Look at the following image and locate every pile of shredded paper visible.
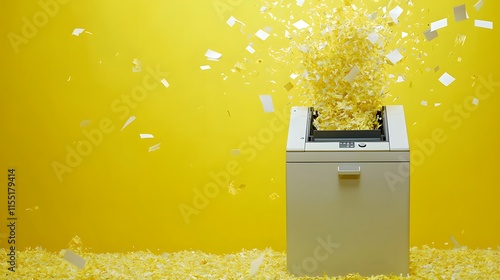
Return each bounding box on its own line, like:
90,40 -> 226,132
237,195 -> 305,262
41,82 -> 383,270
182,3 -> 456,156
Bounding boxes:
1,245 -> 499,279
290,4 -> 391,130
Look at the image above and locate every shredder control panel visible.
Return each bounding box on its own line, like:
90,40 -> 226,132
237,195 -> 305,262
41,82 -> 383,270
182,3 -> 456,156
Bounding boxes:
339,141 -> 355,148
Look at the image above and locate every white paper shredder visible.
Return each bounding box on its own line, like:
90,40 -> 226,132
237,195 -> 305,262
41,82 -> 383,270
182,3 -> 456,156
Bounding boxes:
286,105 -> 410,277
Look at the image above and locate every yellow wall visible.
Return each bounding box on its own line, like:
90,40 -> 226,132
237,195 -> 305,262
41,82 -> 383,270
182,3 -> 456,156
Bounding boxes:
0,0 -> 499,254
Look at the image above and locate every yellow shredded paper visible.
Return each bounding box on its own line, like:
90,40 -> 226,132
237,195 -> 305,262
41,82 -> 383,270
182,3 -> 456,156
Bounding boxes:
1,246 -> 499,279
281,3 -> 393,130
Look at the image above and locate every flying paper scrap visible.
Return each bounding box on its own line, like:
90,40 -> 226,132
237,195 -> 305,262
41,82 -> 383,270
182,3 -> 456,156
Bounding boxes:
63,250 -> 86,269
386,49 -> 404,65
259,95 -> 274,112
474,20 -> 493,29
149,143 -> 161,152
474,0 -> 484,11
140,134 -> 154,139
200,65 -> 211,70
246,45 -> 255,54
255,29 -> 270,40
439,72 -> 455,86
296,0 -> 305,6
389,6 -> 404,23
161,78 -> 170,88
205,49 -> 222,61
421,100 -> 428,106
293,19 -> 310,30
72,28 -> 85,36
472,98 -> 479,105
424,29 -> 438,41
121,116 -> 136,131
430,18 -> 448,32
453,5 -> 467,22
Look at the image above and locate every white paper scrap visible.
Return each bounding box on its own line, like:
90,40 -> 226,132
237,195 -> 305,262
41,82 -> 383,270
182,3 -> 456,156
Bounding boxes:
64,250 -> 86,269
434,103 -> 441,107
200,65 -> 211,70
402,31 -> 408,38
421,100 -> 428,106
344,65 -> 360,84
296,0 -> 305,6
161,78 -> 169,88
475,20 -> 493,29
260,6 -> 268,12
396,75 -> 405,83
430,18 -> 448,32
453,5 -> 467,22
205,49 -> 222,60
249,253 -> 265,277
148,143 -> 161,152
80,120 -> 91,127
255,29 -> 270,40
226,16 -> 237,27
290,73 -> 300,80
246,45 -> 255,54
389,6 -> 404,23
472,98 -> 479,105
474,0 -> 484,11
386,49 -> 404,65
72,28 -> 85,36
121,116 -> 136,131
439,72 -> 455,86
140,134 -> 154,139
423,29 -> 438,41
259,95 -> 274,112
293,19 -> 309,30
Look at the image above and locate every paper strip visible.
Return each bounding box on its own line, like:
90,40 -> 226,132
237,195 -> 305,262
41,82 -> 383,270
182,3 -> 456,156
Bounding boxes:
121,116 -> 136,131
453,5 -> 467,22
430,18 -> 448,32
161,78 -> 170,88
344,65 -> 360,83
439,72 -> 455,86
140,134 -> 154,139
63,250 -> 86,269
259,95 -> 274,112
474,20 -> 493,29
148,143 -> 161,152
200,65 -> 211,70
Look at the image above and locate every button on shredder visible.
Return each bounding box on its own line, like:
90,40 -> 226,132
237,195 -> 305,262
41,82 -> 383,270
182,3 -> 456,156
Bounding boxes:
358,143 -> 367,148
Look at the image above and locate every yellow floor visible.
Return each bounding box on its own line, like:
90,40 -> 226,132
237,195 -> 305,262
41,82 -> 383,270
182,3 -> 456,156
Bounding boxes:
1,246 -> 499,279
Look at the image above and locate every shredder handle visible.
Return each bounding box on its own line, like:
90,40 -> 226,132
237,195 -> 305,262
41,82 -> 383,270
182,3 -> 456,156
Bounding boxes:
338,166 -> 361,176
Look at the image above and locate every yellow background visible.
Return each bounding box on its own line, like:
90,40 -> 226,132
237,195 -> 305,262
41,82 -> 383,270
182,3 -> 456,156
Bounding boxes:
0,0 -> 499,254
